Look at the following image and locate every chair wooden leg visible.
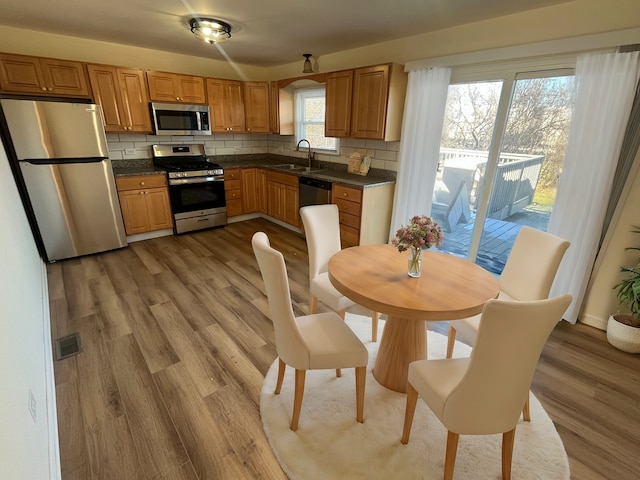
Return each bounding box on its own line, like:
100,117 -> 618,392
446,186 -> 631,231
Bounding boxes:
355,366 -> 366,423
275,358 -> 286,395
337,309 -> 346,319
444,431 -> 460,480
371,311 -> 379,342
446,324 -> 457,359
522,395 -> 531,422
336,369 -> 342,377
401,383 -> 419,444
309,294 -> 318,314
502,428 -> 516,480
291,369 -> 306,431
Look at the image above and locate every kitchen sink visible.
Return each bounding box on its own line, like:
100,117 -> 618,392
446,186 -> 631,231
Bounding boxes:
271,163 -> 306,171
271,164 -> 323,173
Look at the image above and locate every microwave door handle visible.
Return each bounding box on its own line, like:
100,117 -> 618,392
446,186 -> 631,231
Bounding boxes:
196,112 -> 202,130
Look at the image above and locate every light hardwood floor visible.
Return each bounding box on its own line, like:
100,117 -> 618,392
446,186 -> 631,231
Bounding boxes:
48,218 -> 640,480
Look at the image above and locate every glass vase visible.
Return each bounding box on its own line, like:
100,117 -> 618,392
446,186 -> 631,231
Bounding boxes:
408,246 -> 423,278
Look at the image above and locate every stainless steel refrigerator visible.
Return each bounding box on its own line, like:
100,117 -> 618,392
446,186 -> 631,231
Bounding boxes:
0,99 -> 127,262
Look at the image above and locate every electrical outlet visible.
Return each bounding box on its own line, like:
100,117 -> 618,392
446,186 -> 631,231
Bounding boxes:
28,389 -> 37,422
124,148 -> 136,155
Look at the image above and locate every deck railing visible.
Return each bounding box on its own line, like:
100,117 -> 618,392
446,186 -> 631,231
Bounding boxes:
437,148 -> 545,221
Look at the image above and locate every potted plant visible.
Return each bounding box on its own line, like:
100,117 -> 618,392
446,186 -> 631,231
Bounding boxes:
608,225 -> 640,353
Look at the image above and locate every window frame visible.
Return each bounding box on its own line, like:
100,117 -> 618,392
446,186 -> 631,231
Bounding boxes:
294,86 -> 340,154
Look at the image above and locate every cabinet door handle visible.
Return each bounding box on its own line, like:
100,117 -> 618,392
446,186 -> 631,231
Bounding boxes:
140,182 -> 145,186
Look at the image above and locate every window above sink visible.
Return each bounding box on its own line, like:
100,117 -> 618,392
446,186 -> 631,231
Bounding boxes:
295,87 -> 339,155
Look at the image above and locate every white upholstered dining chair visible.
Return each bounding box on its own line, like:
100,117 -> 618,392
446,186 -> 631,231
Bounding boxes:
402,295 -> 572,480
251,232 -> 368,431
446,226 -> 569,355
446,226 -> 569,421
299,204 -> 380,342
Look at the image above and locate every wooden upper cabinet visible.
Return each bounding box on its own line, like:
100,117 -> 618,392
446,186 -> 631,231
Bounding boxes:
325,63 -> 407,141
0,53 -> 90,97
243,81 -> 270,133
325,70 -> 354,137
119,69 -> 153,132
88,64 -> 152,133
207,78 -> 246,132
269,81 -> 280,134
146,71 -> 206,104
351,65 -> 390,139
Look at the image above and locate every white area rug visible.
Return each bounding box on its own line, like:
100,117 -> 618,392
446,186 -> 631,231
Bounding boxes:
260,314 -> 570,480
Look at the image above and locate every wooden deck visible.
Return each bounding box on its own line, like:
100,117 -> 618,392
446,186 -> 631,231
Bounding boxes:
438,207 -> 551,274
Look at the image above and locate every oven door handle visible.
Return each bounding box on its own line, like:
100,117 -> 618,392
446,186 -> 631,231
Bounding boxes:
169,176 -> 224,185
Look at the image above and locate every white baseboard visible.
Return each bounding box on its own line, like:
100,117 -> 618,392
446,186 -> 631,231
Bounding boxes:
228,213 -> 303,234
579,313 -> 607,331
126,228 -> 174,243
42,262 -> 61,479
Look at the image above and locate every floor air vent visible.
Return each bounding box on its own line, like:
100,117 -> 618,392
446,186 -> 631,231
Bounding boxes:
55,333 -> 82,360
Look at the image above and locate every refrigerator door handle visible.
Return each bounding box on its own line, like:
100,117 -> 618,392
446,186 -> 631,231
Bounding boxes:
22,157 -> 108,165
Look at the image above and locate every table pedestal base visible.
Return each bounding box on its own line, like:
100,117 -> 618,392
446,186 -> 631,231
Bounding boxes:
373,316 -> 426,393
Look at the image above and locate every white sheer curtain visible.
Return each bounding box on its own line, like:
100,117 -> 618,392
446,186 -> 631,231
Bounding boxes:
389,67 -> 451,237
548,51 -> 640,323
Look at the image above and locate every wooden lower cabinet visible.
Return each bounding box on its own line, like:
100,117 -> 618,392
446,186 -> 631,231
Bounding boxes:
226,167 -> 269,217
241,168 -> 258,213
266,171 -> 299,227
257,169 -> 267,213
333,183 -> 395,247
224,168 -> 243,217
115,175 -> 173,235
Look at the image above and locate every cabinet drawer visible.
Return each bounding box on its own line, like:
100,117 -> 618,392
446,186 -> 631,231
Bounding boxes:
225,168 -> 241,181
266,171 -> 298,187
339,211 -> 360,230
116,174 -> 167,191
226,198 -> 243,217
333,184 -> 362,203
226,189 -> 242,200
340,225 -> 360,247
334,197 -> 361,216
224,179 -> 241,191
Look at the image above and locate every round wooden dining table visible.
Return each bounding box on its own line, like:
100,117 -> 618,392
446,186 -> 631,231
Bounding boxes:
328,244 -> 499,393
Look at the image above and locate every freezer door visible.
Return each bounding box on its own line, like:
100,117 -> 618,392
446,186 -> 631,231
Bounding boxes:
19,159 -> 127,261
1,99 -> 108,160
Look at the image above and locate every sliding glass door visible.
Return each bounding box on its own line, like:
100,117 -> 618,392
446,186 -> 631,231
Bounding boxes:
433,71 -> 575,274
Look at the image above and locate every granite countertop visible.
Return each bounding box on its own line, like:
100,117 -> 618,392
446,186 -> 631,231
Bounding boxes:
111,154 -> 396,189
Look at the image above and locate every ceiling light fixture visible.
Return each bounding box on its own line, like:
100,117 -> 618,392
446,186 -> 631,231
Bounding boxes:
189,17 -> 232,45
302,54 -> 314,74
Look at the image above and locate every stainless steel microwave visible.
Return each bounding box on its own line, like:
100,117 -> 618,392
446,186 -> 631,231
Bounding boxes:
151,102 -> 211,136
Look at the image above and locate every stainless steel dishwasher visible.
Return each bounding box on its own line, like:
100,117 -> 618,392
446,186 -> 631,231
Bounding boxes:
299,176 -> 332,208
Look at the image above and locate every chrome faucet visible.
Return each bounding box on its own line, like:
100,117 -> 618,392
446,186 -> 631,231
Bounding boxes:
296,138 -> 314,170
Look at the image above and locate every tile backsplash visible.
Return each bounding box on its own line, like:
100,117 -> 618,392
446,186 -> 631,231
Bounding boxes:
106,133 -> 401,172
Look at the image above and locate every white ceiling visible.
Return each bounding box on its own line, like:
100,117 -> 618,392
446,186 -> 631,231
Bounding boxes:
0,0 -> 571,67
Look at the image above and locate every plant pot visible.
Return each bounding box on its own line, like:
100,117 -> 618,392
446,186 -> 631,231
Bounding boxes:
607,314 -> 640,353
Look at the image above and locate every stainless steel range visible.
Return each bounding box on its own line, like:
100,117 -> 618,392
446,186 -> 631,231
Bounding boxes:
152,144 -> 226,234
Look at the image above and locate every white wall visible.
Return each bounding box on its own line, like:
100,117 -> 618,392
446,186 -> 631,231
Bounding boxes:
0,143 -> 60,478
